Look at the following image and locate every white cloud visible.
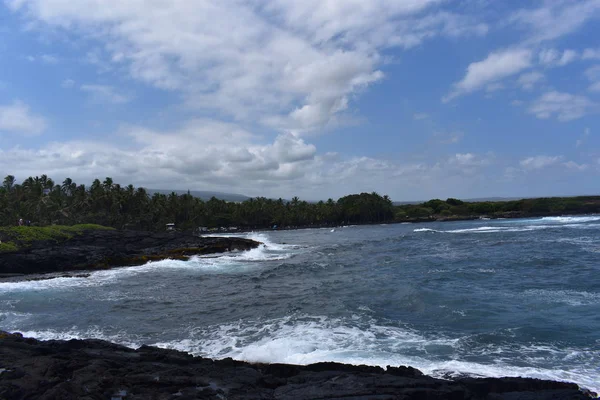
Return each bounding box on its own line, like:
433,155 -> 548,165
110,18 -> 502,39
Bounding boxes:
576,127 -> 590,148
585,65 -> 600,92
485,82 -> 504,93
590,82 -> 600,92
519,155 -> 563,170
6,0 -> 488,135
61,79 -> 75,88
563,161 -> 588,171
538,49 -> 559,65
538,49 -> 578,67
0,115 -> 497,199
432,131 -> 463,144
583,48 -> 600,60
558,49 -> 578,66
444,48 -> 532,101
518,156 -> 588,173
510,1 -> 600,44
24,54 -> 60,64
80,84 -> 132,104
40,54 -> 59,64
0,101 -> 47,135
518,71 -> 544,90
528,91 -> 596,121
448,153 -> 492,168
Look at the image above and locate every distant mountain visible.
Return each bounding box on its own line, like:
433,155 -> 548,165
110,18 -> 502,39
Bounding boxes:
393,197 -> 527,205
146,189 -> 250,202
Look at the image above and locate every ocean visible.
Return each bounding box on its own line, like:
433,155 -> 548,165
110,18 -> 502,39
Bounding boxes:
1,216 -> 599,393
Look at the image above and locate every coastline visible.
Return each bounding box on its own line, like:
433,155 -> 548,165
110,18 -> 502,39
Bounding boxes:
0,331 -> 595,400
0,229 -> 260,279
224,211 -> 598,235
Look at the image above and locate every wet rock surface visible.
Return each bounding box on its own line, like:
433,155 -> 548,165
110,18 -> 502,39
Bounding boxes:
0,230 -> 260,276
0,331 -> 594,400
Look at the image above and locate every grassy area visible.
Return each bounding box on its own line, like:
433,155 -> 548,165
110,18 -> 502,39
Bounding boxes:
0,224 -> 114,253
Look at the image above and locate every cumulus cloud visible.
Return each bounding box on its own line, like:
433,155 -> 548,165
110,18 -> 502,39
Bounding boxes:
519,155 -> 563,170
0,117 -> 497,199
563,161 -> 588,171
6,0 -> 488,134
0,101 -> 47,135
514,155 -> 588,175
528,91 -> 596,121
444,48 -> 532,101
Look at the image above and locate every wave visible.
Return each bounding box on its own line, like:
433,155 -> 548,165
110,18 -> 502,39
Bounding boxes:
149,315 -> 599,393
538,215 -> 600,224
15,327 -> 143,349
8,314 -> 599,393
522,289 -> 600,306
414,223 -> 599,234
0,233 -> 299,294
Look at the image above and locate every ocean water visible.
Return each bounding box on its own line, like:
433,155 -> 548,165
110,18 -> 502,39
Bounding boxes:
1,216 -> 599,393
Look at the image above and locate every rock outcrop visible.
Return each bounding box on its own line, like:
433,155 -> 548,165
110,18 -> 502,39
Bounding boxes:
0,230 -> 260,276
0,331 -> 594,400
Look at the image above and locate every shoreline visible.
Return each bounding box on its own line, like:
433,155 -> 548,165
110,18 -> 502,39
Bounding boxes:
217,211 -> 598,235
0,229 -> 260,279
0,331 -> 595,399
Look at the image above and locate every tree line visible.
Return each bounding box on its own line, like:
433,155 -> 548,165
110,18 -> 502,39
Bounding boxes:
2,175 -> 598,231
0,175 -> 394,230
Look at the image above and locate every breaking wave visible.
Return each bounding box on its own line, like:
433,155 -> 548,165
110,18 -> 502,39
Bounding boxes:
149,315 -> 600,393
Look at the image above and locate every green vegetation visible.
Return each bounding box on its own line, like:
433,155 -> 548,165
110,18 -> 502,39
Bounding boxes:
0,174 -> 394,231
1,174 -> 599,235
394,196 -> 600,220
0,224 -> 113,253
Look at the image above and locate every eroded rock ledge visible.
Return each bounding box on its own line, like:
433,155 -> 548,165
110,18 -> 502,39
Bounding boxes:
0,331 -> 594,400
0,230 -> 260,277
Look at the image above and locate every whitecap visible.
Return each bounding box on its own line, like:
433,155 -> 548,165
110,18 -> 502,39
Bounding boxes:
16,327 -> 143,349
522,289 -> 600,306
539,215 -> 600,224
149,315 -> 599,394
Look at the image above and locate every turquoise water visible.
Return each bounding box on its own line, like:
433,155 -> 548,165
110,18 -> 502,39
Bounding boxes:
1,216 -> 599,392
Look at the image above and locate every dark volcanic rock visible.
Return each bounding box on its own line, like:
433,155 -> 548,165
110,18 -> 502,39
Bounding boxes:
0,230 -> 260,276
0,332 -> 594,400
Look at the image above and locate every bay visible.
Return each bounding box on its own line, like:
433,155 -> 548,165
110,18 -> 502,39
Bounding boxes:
1,215 -> 599,392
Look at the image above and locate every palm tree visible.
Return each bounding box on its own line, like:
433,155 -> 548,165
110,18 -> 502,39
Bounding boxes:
2,175 -> 15,192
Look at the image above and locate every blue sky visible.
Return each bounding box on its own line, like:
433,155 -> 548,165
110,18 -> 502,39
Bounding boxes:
0,0 -> 599,201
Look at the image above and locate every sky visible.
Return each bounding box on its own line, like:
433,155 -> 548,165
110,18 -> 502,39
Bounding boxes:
0,0 -> 599,201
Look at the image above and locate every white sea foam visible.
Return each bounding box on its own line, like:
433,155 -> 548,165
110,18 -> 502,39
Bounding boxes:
523,289 -> 600,306
16,327 -> 143,348
414,223 -> 599,234
149,315 -> 599,393
539,215 -> 600,224
9,314 -> 599,393
0,233 -> 299,294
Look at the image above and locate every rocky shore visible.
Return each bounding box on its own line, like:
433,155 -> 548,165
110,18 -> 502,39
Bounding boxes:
0,331 -> 594,400
0,229 -> 260,277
